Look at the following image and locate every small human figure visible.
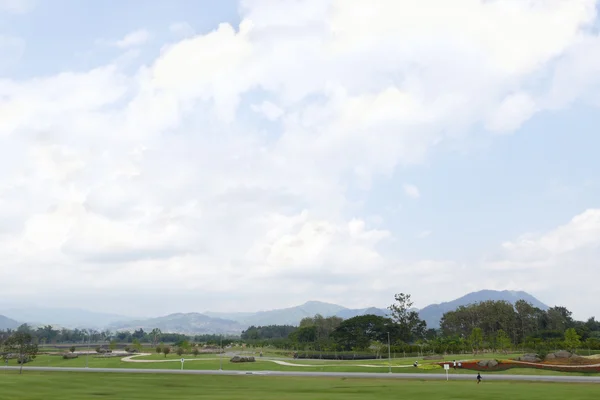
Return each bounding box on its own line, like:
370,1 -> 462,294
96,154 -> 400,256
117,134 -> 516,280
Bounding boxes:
413,361 -> 419,367
476,373 -> 482,384
458,362 -> 462,368
453,360 -> 457,370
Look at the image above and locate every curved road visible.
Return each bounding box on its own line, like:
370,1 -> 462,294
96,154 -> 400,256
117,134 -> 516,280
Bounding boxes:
5,366 -> 600,383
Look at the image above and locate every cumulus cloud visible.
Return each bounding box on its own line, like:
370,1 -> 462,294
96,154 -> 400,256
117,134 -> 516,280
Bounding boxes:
114,29 -> 151,48
169,22 -> 195,37
483,209 -> 600,319
1,0 -> 600,316
403,184 -> 421,199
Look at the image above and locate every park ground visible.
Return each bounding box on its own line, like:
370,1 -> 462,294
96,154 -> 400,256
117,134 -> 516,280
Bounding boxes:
8,350 -> 600,376
0,371 -> 599,399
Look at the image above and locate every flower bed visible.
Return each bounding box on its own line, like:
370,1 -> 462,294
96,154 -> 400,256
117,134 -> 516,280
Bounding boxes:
437,360 -> 600,373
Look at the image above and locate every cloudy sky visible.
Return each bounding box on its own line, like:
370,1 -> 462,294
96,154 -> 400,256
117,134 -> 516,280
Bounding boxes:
1,0 -> 599,320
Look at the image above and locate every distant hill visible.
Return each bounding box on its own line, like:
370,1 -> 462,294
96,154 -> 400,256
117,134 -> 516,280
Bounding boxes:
418,290 -> 549,328
335,307 -> 389,319
109,313 -> 244,335
0,290 -> 550,334
0,307 -> 134,329
208,301 -> 348,327
0,314 -> 20,330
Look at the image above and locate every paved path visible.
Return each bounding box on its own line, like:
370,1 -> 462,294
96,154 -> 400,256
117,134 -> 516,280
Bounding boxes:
4,366 -> 600,383
121,354 -> 413,368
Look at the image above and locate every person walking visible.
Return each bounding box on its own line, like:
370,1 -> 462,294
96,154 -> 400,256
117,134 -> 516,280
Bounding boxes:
476,373 -> 482,384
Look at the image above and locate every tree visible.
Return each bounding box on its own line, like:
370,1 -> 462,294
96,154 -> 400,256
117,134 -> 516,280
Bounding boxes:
156,345 -> 162,354
331,315 -> 399,351
468,328 -> 484,354
564,328 -> 581,352
176,347 -> 184,356
3,332 -> 39,374
162,346 -> 171,358
69,346 -> 76,353
388,293 -> 427,342
496,329 -> 511,353
192,348 -> 200,356
150,328 -> 162,346
132,338 -> 142,353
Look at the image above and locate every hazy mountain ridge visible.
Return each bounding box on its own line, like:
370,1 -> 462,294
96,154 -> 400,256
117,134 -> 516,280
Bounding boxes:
2,290 -> 549,334
418,290 -> 550,328
0,307 -> 134,329
109,313 -> 244,335
0,314 -> 20,330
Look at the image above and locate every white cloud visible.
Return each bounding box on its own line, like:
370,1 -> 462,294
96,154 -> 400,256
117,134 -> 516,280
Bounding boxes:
0,0 -> 34,13
251,101 -> 284,121
485,92 -> 538,133
403,184 -> 421,199
114,29 -> 150,48
417,230 -> 432,239
484,209 -> 600,319
169,22 -> 195,37
0,0 -> 599,316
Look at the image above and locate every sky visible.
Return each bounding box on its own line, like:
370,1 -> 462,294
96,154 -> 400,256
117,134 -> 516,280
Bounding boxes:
1,0 -> 600,321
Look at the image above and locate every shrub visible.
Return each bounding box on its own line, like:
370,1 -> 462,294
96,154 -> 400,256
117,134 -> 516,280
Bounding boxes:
230,356 -> 255,363
69,346 -> 76,353
176,347 -> 184,356
192,348 -> 200,356
156,346 -> 162,354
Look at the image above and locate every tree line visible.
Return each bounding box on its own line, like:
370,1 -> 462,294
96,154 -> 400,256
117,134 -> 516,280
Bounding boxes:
242,294 -> 600,356
0,324 -> 238,347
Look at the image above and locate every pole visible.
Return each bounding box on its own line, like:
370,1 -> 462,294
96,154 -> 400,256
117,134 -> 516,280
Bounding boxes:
85,333 -> 88,368
219,335 -> 223,371
387,332 -> 391,374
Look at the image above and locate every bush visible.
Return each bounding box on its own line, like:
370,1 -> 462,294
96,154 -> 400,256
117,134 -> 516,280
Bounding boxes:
230,356 -> 255,363
156,346 -> 162,354
17,356 -> 32,364
69,346 -> 76,353
192,348 -> 200,356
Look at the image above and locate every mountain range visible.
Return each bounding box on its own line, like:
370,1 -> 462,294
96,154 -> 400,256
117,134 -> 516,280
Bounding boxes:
0,314 -> 20,330
2,290 -> 550,334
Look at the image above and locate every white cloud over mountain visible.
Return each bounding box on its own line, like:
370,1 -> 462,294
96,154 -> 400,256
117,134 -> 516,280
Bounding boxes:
0,0 -> 599,318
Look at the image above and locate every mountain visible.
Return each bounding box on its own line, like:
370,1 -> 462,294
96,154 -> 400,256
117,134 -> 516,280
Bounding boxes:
0,314 -> 20,330
216,301 -> 348,327
109,313 -> 243,335
418,290 -> 549,328
0,307 -> 134,329
335,307 -> 389,319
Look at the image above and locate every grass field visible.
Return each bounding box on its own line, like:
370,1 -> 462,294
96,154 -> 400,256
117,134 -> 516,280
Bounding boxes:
5,352 -> 598,376
0,372 -> 598,399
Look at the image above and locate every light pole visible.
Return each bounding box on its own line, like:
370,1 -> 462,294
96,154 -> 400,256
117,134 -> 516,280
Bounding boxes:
387,332 -> 392,374
219,335 -> 222,371
85,332 -> 89,368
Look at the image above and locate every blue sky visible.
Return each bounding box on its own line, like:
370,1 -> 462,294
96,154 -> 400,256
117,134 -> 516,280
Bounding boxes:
1,0 -> 600,320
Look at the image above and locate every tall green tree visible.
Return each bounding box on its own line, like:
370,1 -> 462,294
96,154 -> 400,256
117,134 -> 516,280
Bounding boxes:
468,328 -> 484,354
331,315 -> 398,351
496,329 -> 511,353
388,293 -> 426,342
2,332 -> 39,374
564,328 -> 581,352
150,328 -> 162,346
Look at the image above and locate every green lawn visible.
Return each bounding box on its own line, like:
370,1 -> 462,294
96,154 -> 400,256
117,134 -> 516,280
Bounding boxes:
0,372 -> 598,399
6,355 -> 597,377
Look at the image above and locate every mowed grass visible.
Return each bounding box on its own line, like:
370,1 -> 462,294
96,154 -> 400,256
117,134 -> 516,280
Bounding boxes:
0,372 -> 598,399
9,352 -> 599,376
